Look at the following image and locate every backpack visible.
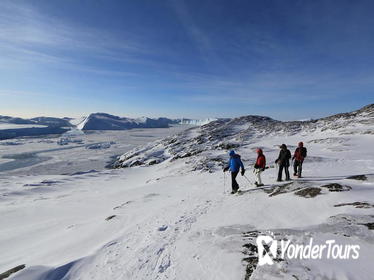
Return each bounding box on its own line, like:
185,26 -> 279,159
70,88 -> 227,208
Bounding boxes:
301,147 -> 307,158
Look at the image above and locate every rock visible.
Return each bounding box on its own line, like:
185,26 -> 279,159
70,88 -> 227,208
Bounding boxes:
147,159 -> 159,166
0,264 -> 25,279
294,187 -> 322,198
346,175 -> 367,181
334,202 -> 374,208
129,160 -> 144,167
217,142 -> 240,150
158,225 -> 168,231
321,183 -> 351,192
266,182 -> 297,197
362,223 -> 374,230
105,215 -> 116,221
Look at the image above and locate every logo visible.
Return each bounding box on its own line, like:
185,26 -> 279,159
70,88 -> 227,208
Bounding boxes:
256,235 -> 277,266
256,234 -> 360,266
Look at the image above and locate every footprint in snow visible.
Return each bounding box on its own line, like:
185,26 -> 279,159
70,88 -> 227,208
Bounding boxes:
144,193 -> 160,199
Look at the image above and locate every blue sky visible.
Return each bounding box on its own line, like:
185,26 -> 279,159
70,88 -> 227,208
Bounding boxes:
0,0 -> 373,120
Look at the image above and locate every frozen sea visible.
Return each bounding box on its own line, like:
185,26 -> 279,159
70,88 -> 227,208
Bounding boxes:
0,125 -> 188,176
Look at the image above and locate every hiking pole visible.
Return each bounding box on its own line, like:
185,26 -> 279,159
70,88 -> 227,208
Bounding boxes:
223,172 -> 226,194
243,174 -> 253,185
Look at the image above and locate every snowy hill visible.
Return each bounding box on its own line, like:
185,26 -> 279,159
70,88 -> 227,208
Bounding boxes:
113,104 -> 374,169
79,113 -> 178,130
1,104 -> 374,280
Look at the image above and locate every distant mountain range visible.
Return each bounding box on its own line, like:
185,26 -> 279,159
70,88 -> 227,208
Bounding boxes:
76,113 -> 179,130
0,115 -> 73,127
0,113 -> 215,140
3,104 -> 373,142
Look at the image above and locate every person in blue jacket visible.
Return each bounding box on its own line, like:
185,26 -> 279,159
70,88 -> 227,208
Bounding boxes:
223,150 -> 245,194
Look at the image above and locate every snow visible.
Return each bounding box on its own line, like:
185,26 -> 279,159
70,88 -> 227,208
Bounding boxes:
0,124 -> 47,129
70,117 -> 88,130
79,113 -> 178,130
0,105 -> 374,279
179,118 -> 218,126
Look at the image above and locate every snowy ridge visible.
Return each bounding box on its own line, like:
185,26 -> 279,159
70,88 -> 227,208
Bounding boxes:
114,104 -> 374,170
0,115 -> 73,128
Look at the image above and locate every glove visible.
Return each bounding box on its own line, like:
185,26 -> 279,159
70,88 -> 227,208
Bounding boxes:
241,169 -> 245,176
275,159 -> 279,164
223,167 -> 229,172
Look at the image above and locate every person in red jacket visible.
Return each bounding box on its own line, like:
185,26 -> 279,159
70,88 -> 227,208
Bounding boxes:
293,142 -> 307,178
254,148 -> 266,187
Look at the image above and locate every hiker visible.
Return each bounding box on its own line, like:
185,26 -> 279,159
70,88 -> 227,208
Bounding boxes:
254,148 -> 266,187
275,144 -> 291,182
223,150 -> 245,194
292,142 -> 307,178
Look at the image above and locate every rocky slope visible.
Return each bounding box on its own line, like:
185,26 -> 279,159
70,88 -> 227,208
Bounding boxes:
113,104 -> 374,171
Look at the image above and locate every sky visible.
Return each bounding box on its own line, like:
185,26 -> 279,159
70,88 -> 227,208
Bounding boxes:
0,0 -> 373,120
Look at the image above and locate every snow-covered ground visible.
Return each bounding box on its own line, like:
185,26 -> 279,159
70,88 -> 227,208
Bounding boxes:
1,106 -> 374,279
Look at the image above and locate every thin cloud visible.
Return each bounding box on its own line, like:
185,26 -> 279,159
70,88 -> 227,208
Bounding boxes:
0,1 -> 149,76
168,0 -> 228,71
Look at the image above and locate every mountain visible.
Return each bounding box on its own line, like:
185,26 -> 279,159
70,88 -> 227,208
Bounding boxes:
0,113 -> 183,139
114,104 -> 374,169
0,115 -> 73,140
0,113 -> 217,135
0,115 -> 34,125
0,115 -> 73,128
79,113 -> 178,130
29,117 -> 73,128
